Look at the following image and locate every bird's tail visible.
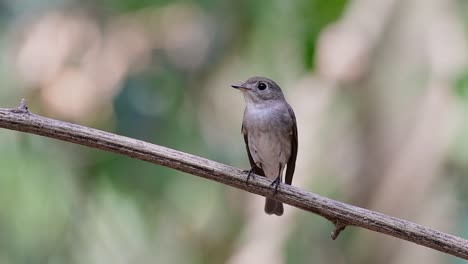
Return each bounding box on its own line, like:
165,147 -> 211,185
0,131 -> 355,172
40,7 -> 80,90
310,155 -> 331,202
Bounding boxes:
264,198 -> 283,216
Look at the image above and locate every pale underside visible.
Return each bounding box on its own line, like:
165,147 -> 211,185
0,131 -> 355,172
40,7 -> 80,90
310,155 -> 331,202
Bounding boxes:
242,100 -> 294,180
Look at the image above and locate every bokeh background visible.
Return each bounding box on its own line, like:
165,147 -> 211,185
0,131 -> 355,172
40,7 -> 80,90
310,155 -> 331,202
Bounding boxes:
0,0 -> 467,263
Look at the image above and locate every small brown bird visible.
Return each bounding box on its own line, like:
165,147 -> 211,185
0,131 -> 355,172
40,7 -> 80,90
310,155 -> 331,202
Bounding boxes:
231,77 -> 298,216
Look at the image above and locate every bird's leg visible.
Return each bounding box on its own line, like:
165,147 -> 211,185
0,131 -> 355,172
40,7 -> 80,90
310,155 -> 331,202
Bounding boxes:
243,168 -> 255,183
244,162 -> 262,184
270,165 -> 282,193
270,176 -> 281,193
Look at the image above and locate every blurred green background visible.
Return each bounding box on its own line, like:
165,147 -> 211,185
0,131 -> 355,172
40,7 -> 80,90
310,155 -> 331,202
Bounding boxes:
0,0 -> 467,263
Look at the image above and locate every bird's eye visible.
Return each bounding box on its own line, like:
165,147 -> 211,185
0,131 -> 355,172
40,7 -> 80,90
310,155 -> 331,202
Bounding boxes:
257,82 -> 267,90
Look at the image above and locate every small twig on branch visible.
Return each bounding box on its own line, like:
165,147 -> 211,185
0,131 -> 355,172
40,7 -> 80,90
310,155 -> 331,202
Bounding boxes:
0,100 -> 467,260
11,99 -> 29,113
331,220 -> 347,240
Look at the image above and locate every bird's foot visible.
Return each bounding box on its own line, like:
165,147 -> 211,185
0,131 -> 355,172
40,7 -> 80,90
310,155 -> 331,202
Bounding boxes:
270,176 -> 281,193
243,168 -> 255,184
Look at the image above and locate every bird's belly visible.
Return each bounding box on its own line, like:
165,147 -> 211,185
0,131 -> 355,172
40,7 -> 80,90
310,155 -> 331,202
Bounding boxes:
248,130 -> 291,178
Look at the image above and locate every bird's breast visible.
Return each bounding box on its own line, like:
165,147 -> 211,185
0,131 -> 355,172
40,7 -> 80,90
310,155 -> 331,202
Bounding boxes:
243,103 -> 293,132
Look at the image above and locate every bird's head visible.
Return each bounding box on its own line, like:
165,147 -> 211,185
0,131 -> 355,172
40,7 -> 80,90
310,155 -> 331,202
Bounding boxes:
231,76 -> 285,104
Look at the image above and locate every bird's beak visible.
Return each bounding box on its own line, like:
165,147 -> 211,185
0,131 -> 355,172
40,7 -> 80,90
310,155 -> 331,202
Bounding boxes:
231,84 -> 250,91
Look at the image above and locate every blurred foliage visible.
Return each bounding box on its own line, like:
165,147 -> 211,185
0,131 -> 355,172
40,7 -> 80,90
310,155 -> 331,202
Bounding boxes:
299,0 -> 347,69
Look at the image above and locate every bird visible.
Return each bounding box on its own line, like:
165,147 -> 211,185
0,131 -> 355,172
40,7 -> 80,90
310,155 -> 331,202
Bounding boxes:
231,76 -> 298,216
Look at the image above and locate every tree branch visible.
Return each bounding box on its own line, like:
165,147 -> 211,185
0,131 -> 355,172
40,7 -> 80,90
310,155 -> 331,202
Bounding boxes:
0,100 -> 467,260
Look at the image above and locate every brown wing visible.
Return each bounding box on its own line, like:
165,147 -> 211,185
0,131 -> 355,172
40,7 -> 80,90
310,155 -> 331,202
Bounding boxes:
285,104 -> 298,185
242,123 -> 265,177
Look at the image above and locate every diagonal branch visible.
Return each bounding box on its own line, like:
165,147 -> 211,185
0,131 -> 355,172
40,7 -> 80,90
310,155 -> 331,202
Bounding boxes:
0,100 -> 467,260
